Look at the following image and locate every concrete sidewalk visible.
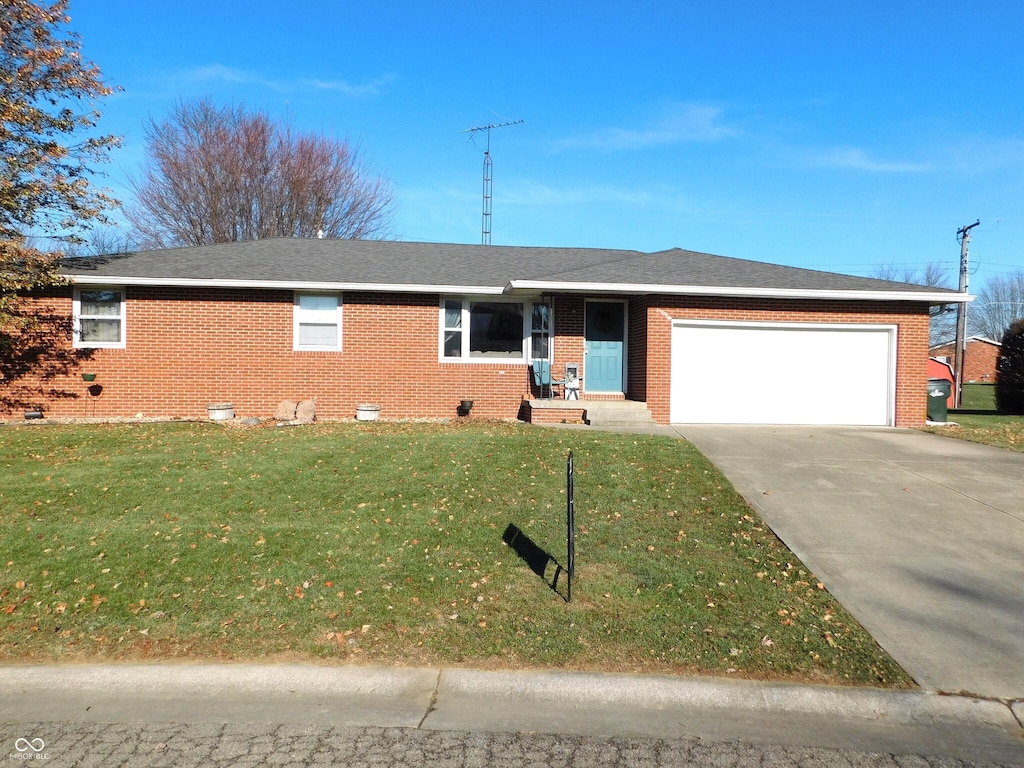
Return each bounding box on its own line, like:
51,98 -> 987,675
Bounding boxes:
674,426 -> 1024,701
2,664 -> 1023,763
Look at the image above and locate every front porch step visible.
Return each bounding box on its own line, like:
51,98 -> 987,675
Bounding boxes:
523,398 -> 655,427
582,400 -> 655,427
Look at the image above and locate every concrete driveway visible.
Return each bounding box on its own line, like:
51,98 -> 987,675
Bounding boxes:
672,426 -> 1024,701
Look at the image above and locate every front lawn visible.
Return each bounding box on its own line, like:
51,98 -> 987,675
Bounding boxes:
924,413 -> 1024,452
0,421 -> 910,687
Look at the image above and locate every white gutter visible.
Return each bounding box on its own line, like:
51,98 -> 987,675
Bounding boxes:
504,279 -> 972,303
64,274 -> 506,295
64,273 -> 971,304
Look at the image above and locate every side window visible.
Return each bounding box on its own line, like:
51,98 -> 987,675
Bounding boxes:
442,300 -> 463,358
294,293 -> 342,350
74,287 -> 125,349
531,302 -> 551,360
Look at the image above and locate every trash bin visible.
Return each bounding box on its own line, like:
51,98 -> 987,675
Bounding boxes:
927,378 -> 952,422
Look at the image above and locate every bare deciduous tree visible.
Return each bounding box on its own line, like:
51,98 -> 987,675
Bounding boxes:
871,262 -> 956,346
127,98 -> 395,247
971,270 -> 1024,342
59,226 -> 138,258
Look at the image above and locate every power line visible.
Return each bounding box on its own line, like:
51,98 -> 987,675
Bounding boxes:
953,220 -> 980,408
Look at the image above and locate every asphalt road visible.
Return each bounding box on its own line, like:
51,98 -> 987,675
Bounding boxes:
3,720 -> 1022,768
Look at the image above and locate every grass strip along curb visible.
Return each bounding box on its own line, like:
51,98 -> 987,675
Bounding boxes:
0,421 -> 911,687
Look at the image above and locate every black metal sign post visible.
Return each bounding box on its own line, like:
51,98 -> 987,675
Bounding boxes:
566,450 -> 575,603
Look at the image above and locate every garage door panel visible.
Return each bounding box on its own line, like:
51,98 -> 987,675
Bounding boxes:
670,322 -> 893,425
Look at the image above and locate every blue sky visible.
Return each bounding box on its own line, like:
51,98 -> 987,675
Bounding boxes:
69,1 -> 1024,290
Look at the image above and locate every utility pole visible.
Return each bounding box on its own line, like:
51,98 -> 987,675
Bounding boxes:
462,119 -> 524,245
953,220 -> 980,408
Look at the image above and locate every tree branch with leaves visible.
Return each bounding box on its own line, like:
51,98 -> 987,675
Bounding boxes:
1,0 -> 121,409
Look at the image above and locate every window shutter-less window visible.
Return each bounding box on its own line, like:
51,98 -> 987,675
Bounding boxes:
295,294 -> 341,350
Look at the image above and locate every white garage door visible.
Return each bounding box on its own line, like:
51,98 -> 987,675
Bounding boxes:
670,321 -> 895,425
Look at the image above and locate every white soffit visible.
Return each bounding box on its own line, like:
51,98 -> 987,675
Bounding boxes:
505,279 -> 971,303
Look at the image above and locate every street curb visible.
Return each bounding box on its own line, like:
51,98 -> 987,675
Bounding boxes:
438,667 -> 1016,728
2,663 -> 1021,761
0,663 -> 1016,728
0,663 -> 437,698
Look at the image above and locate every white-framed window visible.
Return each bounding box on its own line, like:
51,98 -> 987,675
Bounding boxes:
73,287 -> 125,349
440,298 -> 528,361
530,302 -> 551,360
293,293 -> 342,351
441,298 -> 551,362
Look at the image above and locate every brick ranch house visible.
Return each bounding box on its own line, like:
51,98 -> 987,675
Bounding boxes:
7,238 -> 968,426
929,336 -> 1001,384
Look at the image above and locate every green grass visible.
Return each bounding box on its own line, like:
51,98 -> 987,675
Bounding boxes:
924,413 -> 1024,452
957,383 -> 997,411
0,421 -> 911,687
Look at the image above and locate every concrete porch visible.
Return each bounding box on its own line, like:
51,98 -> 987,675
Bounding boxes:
521,398 -> 655,427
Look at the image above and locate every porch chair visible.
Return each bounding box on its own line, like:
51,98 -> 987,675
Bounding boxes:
531,359 -> 567,400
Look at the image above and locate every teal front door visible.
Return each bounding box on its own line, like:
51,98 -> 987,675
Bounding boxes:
585,301 -> 625,393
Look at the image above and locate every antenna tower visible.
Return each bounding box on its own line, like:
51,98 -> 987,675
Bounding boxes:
462,119 -> 524,245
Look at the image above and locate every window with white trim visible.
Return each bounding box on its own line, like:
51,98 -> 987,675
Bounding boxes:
530,302 -> 551,360
441,298 -> 532,361
73,287 -> 125,348
294,293 -> 342,350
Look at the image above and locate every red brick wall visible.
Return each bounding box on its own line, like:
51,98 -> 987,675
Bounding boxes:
4,288 -> 534,421
639,297 -> 930,427
930,340 -> 1000,383
550,294 -> 585,395
4,288 -> 931,427
627,298 -> 649,402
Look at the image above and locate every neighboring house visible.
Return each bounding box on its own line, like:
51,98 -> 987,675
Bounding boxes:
6,238 -> 967,426
929,336 -> 1002,384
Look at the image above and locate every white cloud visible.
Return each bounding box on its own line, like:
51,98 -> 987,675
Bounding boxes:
299,75 -> 396,97
177,64 -> 393,98
554,102 -> 738,152
499,179 -> 658,207
800,146 -> 931,173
